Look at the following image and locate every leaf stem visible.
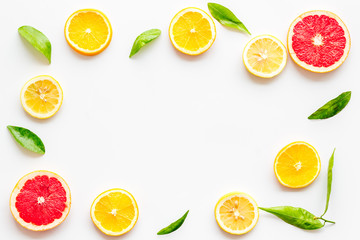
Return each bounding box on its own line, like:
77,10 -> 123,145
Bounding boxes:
319,217 -> 335,224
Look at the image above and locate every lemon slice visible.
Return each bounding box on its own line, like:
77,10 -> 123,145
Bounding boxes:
90,188 -> 139,236
215,192 -> 259,235
169,7 -> 216,55
20,75 -> 63,119
243,34 -> 287,78
65,9 -> 112,55
274,141 -> 321,188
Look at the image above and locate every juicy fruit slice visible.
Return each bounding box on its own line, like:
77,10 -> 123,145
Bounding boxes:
274,141 -> 321,188
243,35 -> 287,78
20,75 -> 63,119
10,170 -> 71,231
215,192 -> 259,235
169,7 -> 216,55
288,10 -> 350,73
90,188 -> 139,236
65,9 -> 112,55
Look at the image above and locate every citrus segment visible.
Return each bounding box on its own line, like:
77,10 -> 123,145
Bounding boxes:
243,35 -> 287,78
215,192 -> 259,235
65,9 -> 112,55
274,141 -> 321,188
288,10 -> 350,73
20,75 -> 63,119
169,7 -> 216,55
10,170 -> 71,231
90,188 -> 138,236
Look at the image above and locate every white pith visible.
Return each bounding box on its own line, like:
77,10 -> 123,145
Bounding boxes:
243,35 -> 287,78
287,10 -> 351,73
10,170 -> 71,231
169,7 -> 216,55
90,189 -> 138,236
20,75 -> 63,119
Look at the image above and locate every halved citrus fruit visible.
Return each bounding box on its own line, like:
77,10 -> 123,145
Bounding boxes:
288,10 -> 350,73
215,192 -> 259,235
169,7 -> 216,55
90,188 -> 139,236
243,35 -> 287,78
274,141 -> 321,188
10,170 -> 71,231
20,75 -> 63,119
65,9 -> 112,55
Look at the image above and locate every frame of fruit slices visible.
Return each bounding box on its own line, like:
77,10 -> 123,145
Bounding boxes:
3,0 -> 353,239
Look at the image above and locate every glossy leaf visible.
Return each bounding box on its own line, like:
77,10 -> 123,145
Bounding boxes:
321,149 -> 335,217
7,126 -> 45,154
129,29 -> 161,57
157,210 -> 189,235
207,3 -> 251,35
18,25 -> 51,63
259,206 -> 323,230
308,91 -> 351,119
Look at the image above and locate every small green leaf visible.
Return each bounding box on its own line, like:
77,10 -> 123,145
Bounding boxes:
18,25 -> 51,63
308,91 -> 351,119
321,149 -> 335,218
259,206 -> 324,230
157,210 -> 189,235
129,29 -> 161,57
7,126 -> 45,154
207,3 -> 250,35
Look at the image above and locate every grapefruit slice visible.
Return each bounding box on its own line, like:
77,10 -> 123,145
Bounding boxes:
288,10 -> 350,73
10,170 -> 71,231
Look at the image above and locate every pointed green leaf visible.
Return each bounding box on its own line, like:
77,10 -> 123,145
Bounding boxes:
18,25 -> 51,63
129,29 -> 161,57
208,3 -> 250,35
157,210 -> 189,235
308,91 -> 351,119
7,126 -> 45,154
321,149 -> 335,217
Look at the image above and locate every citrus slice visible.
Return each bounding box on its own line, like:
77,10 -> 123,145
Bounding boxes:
90,188 -> 139,236
20,75 -> 63,119
10,170 -> 71,231
274,141 -> 321,188
169,7 -> 216,55
288,10 -> 351,73
215,192 -> 259,235
65,9 -> 112,55
243,34 -> 287,78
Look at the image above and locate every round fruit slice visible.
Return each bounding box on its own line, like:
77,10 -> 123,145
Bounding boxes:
90,188 -> 139,236
10,170 -> 71,231
65,9 -> 112,55
215,192 -> 259,235
243,35 -> 287,78
169,7 -> 216,55
288,10 -> 350,73
274,141 -> 321,188
20,75 -> 63,119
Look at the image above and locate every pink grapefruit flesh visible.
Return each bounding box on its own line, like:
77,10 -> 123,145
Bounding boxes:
10,171 -> 71,231
288,10 -> 350,73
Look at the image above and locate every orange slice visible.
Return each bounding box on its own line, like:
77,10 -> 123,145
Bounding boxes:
169,7 -> 216,55
10,170 -> 71,231
20,75 -> 63,119
215,192 -> 259,235
90,188 -> 139,236
274,141 -> 321,188
65,9 -> 112,55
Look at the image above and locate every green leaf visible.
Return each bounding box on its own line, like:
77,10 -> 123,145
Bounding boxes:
259,206 -> 324,230
207,3 -> 250,35
308,91 -> 351,119
157,210 -> 189,235
7,126 -> 45,154
321,149 -> 335,218
129,29 -> 161,57
18,25 -> 51,63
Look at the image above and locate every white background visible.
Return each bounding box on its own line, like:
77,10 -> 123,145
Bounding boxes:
0,0 -> 358,239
